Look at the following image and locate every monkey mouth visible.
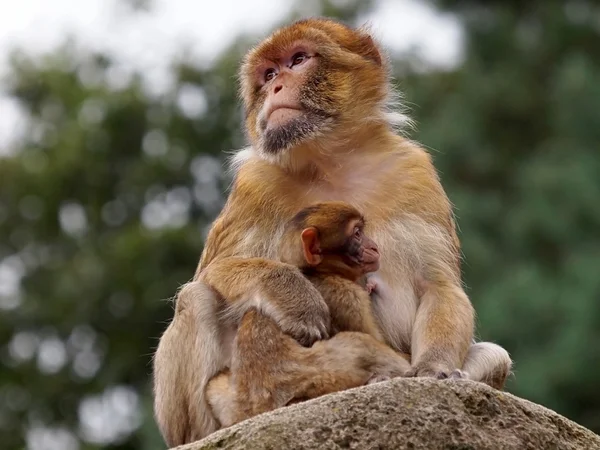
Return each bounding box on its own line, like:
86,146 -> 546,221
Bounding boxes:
266,108 -> 304,130
360,249 -> 380,273
259,104 -> 302,131
363,260 -> 380,273
267,105 -> 302,119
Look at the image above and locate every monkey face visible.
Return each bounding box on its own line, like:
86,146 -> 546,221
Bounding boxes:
294,202 -> 380,282
342,224 -> 380,276
247,45 -> 335,155
239,19 -> 388,160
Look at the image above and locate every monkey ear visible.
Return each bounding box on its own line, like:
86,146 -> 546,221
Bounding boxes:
356,34 -> 382,66
301,227 -> 322,266
350,26 -> 382,66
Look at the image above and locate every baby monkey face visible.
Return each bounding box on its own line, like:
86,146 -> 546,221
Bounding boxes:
340,219 -> 380,275
292,201 -> 380,281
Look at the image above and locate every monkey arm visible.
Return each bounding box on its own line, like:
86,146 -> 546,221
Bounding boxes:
201,257 -> 331,346
408,280 -> 475,377
387,147 -> 475,377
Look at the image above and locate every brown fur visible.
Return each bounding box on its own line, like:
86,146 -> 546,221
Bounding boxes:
206,201 -> 405,427
153,18 -> 512,446
287,201 -> 385,339
208,311 -> 411,427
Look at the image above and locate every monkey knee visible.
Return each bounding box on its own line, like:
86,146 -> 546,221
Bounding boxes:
478,342 -> 512,374
175,281 -> 218,314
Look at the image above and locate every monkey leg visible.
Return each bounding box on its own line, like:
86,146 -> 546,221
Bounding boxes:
206,370 -> 238,428
408,282 -> 475,379
230,309 -> 327,422
153,281 -> 225,446
224,311 -> 411,425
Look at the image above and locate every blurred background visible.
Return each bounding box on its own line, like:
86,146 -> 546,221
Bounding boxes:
1,0 -> 599,448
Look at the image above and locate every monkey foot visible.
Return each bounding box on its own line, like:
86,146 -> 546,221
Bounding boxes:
367,375 -> 391,385
447,369 -> 469,380
405,365 -> 469,381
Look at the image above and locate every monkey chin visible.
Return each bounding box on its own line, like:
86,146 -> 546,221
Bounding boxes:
261,111 -> 331,158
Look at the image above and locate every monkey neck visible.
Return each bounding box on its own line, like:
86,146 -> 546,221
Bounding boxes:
285,123 -> 402,180
302,266 -> 360,283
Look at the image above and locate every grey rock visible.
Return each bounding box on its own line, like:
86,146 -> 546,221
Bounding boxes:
174,378 -> 600,450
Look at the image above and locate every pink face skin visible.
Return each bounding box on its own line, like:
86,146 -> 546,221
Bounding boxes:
254,45 -> 319,131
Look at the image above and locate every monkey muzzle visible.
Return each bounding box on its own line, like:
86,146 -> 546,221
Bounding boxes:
346,238 -> 380,274
361,246 -> 380,273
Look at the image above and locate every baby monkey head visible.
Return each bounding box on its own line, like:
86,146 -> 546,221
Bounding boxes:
280,201 -> 380,281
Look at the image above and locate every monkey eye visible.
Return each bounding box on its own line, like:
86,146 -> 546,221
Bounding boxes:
354,227 -> 362,239
264,68 -> 277,82
291,52 -> 308,67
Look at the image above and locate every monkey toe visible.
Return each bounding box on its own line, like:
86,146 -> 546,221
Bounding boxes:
367,375 -> 390,385
405,364 -> 455,380
448,369 -> 469,380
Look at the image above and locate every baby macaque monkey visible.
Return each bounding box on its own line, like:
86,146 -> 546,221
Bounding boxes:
207,202 -> 411,427
280,201 -> 385,341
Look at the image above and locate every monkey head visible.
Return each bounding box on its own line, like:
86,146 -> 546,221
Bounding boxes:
280,201 -> 380,281
239,18 -> 389,162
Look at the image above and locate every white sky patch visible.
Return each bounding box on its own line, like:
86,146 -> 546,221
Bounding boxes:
362,0 -> 464,71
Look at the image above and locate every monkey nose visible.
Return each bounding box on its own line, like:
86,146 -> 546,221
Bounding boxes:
273,84 -> 283,94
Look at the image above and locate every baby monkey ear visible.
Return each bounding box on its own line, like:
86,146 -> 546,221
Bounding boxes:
300,227 -> 323,266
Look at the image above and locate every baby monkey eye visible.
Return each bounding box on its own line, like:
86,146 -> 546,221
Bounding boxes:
354,227 -> 362,239
264,68 -> 277,82
291,52 -> 308,67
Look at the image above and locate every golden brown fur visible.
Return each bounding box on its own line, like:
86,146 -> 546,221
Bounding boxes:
153,18 -> 512,446
206,201 -> 408,427
285,201 -> 385,340
208,311 -> 411,427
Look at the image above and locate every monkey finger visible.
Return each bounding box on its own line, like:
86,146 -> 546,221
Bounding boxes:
292,322 -> 330,347
365,280 -> 378,295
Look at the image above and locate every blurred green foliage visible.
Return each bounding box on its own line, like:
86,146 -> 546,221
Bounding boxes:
0,0 -> 599,448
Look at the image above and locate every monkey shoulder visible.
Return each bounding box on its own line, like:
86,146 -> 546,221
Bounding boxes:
370,140 -> 455,229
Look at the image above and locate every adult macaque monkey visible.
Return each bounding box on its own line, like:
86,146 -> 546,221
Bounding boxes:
153,18 -> 512,446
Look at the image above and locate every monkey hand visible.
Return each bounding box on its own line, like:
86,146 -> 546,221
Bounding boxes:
365,278 -> 378,295
404,362 -> 458,380
280,312 -> 330,347
270,290 -> 331,346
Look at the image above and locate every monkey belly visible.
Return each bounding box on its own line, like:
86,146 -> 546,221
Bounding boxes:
368,273 -> 416,352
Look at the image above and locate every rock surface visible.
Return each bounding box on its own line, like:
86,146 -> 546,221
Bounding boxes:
175,378 -> 600,450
